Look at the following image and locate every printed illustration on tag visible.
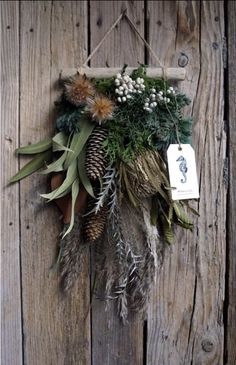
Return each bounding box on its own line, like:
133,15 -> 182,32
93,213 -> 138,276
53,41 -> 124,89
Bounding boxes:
167,144 -> 199,200
176,155 -> 188,183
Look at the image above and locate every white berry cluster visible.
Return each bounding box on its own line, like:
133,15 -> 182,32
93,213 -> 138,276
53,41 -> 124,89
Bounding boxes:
114,73 -> 145,103
143,86 -> 176,113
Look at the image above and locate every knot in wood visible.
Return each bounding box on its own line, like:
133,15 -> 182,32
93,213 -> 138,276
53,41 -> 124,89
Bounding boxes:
201,339 -> 214,352
178,53 -> 189,67
212,42 -> 219,50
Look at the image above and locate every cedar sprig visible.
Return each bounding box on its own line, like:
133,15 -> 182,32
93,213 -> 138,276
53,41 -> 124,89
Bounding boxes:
103,75 -> 192,163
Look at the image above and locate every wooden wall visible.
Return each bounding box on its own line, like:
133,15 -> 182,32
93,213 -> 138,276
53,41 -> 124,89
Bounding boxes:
1,1 -> 235,364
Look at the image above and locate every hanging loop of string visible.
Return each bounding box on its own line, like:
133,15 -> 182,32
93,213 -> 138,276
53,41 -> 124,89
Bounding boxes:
78,9 -> 181,149
79,11 -> 125,70
79,9 -> 166,72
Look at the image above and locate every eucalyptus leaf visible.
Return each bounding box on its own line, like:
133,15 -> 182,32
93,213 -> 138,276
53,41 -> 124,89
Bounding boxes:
64,118 -> 95,169
54,186 -> 72,199
9,150 -> 52,184
41,151 -> 67,175
62,179 -> 80,238
40,159 -> 77,201
78,148 -> 95,198
16,138 -> 52,155
52,132 -> 72,152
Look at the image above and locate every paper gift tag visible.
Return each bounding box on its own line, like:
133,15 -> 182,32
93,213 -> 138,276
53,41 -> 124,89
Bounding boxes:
167,144 -> 199,200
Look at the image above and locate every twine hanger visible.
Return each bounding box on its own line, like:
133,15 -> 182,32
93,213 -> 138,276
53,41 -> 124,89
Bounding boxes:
78,9 -> 181,149
78,9 -> 167,78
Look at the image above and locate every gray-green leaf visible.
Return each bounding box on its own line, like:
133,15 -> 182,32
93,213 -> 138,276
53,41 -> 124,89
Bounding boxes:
78,148 -> 95,197
16,138 -> 52,155
52,132 -> 72,152
40,159 -> 77,201
62,179 -> 80,238
64,118 -> 95,169
41,150 -> 67,175
173,202 -> 193,227
9,150 -> 52,183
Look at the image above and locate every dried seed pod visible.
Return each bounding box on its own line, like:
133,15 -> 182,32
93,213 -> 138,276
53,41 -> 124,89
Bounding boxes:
86,95 -> 114,124
64,73 -> 95,106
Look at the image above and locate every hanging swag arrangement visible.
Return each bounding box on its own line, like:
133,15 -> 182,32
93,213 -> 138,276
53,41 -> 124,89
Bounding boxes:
10,66 -> 197,320
9,11 -> 199,322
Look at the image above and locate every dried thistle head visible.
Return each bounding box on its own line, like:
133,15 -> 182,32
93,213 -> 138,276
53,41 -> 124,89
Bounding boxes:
86,95 -> 114,124
64,73 -> 95,106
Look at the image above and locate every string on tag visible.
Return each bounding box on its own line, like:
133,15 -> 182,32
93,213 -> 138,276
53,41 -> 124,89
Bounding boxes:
165,101 -> 182,151
161,68 -> 182,150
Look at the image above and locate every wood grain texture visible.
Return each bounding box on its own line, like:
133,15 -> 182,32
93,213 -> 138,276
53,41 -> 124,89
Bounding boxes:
1,1 -> 233,364
226,1 -> 236,363
0,2 -> 23,365
147,1 -> 226,364
90,2 -> 144,364
89,0 -> 144,67
20,2 -> 90,364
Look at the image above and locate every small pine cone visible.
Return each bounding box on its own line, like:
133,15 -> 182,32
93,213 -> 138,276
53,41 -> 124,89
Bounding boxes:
83,200 -> 108,242
86,126 -> 108,181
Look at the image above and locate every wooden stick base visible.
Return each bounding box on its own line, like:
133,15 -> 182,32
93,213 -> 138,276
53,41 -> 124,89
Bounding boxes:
60,67 -> 186,81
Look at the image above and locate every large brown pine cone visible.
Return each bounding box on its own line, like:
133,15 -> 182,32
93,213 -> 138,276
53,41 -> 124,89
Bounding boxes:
85,126 -> 108,181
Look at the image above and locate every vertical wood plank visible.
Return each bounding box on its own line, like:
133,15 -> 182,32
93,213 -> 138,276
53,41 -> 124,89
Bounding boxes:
90,2 -> 144,364
50,2 -> 91,364
0,2 -> 23,364
226,0 -> 236,363
89,0 -> 144,67
147,1 -> 226,364
20,2 -> 90,364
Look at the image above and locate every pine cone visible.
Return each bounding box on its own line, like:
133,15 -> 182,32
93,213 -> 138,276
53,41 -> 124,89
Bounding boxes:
83,198 -> 107,242
85,126 -> 108,181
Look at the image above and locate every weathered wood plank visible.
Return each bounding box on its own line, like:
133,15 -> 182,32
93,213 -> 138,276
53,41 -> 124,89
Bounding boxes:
2,2 -> 229,364
227,0 -> 236,363
90,2 -> 144,364
147,1 -> 226,364
50,2 -> 91,364
20,2 -> 90,364
89,0 -> 144,67
0,2 -> 23,364
147,3 -> 200,362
